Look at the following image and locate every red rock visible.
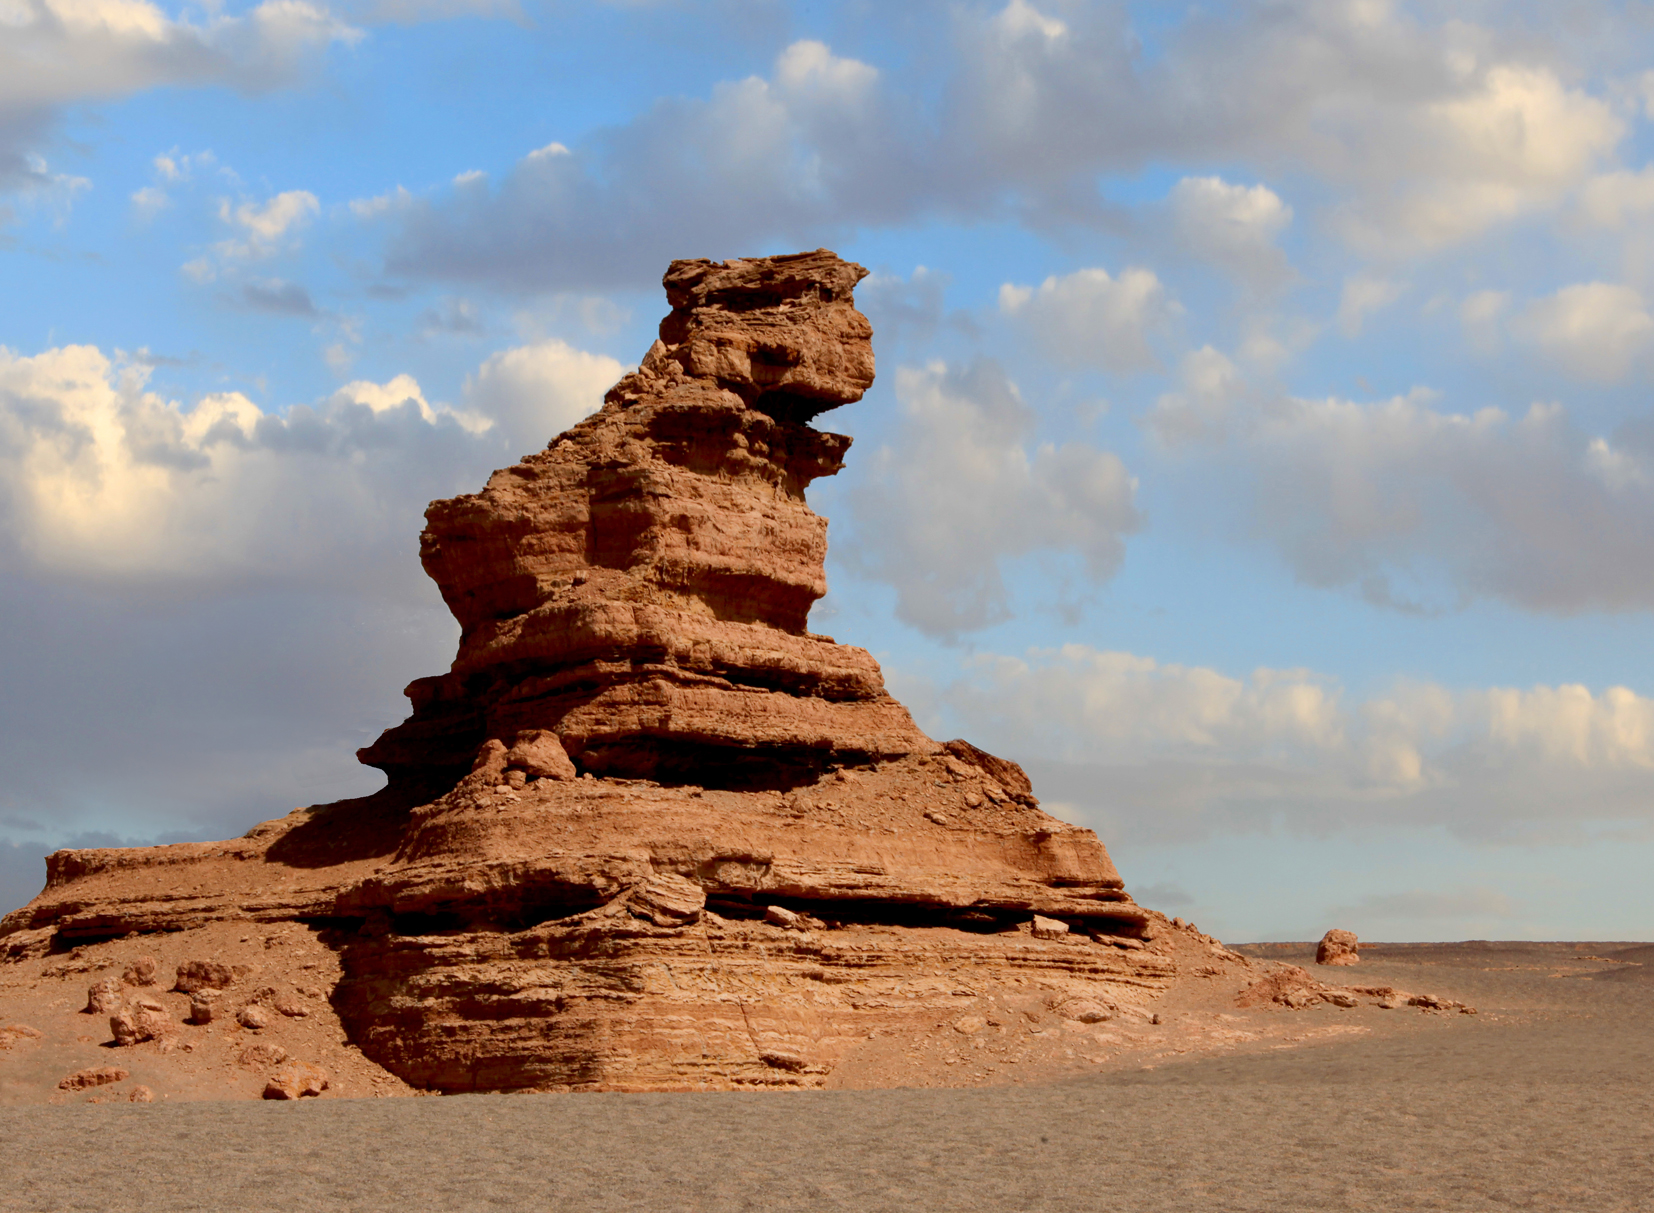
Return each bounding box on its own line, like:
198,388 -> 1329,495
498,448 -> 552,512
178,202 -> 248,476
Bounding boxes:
237,1005 -> 270,1031
128,1086 -> 155,1103
122,956 -> 159,986
0,250 -> 1163,1094
84,976 -> 123,1015
1316,929 -> 1360,966
173,960 -> 236,994
263,1063 -> 329,1099
57,1066 -> 128,1090
188,991 -> 219,1024
239,1043 -> 288,1069
110,1001 -> 172,1047
0,1023 -> 42,1049
1031,915 -> 1070,940
763,905 -> 804,930
506,730 -> 577,781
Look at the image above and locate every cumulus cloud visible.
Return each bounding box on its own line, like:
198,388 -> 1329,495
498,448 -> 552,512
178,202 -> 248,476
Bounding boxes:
0,343 -> 516,588
846,360 -> 1139,635
384,38 -> 912,289
1337,275 -> 1405,337
350,6 -> 1634,293
998,266 -> 1177,372
460,338 -> 624,455
918,642 -> 1654,847
0,332 -> 632,907
1150,368 -> 1654,614
1142,346 -> 1246,448
184,188 -> 320,281
0,0 -> 357,193
1515,282 -> 1654,383
1168,176 -> 1294,289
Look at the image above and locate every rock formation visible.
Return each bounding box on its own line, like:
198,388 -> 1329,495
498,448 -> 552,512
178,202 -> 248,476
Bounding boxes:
1316,928 -> 1361,966
0,250 -> 1169,1094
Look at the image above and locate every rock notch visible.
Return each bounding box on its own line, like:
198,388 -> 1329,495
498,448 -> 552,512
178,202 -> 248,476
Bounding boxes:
1,250 -> 1163,1093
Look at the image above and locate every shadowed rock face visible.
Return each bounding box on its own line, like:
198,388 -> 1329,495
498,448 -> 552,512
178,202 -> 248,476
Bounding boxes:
0,251 -> 1157,1095
358,249 -> 919,792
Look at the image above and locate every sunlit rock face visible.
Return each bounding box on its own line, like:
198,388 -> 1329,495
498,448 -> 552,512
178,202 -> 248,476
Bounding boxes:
358,249 -> 924,791
1,251 -> 1158,1097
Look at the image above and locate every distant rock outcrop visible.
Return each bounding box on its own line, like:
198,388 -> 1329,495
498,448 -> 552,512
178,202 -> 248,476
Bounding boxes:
1316,929 -> 1361,966
0,250 -> 1163,1093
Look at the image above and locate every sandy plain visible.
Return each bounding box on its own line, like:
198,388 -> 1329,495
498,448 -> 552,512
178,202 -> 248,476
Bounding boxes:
2,939 -> 1650,1211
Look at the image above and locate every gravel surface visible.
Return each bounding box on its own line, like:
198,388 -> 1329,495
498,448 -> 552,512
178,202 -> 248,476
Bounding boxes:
4,943 -> 1650,1212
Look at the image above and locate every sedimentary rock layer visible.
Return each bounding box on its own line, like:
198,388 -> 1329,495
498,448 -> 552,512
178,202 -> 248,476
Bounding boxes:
0,250 -> 1157,1094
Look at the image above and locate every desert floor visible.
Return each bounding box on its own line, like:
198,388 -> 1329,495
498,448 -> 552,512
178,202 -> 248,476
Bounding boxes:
2,940 -> 1651,1211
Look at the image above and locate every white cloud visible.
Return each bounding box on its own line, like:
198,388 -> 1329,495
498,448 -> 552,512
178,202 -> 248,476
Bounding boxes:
1169,176 -> 1294,288
0,0 -> 356,191
1143,346 -> 1243,448
222,189 -> 319,243
0,343 -> 513,588
1516,282 -> 1654,383
1578,166 -> 1654,229
184,187 -> 320,280
998,266 -> 1177,372
348,185 -> 413,219
1338,64 -> 1625,252
381,38 -> 912,288
846,360 -> 1139,635
130,184 -> 169,218
921,642 -> 1654,846
1156,371 -> 1654,615
372,6 -> 1636,292
1337,275 -> 1404,337
1460,289 -> 1510,354
460,338 -> 624,454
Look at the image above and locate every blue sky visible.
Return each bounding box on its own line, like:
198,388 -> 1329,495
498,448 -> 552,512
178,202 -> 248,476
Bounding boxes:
6,0 -> 1654,942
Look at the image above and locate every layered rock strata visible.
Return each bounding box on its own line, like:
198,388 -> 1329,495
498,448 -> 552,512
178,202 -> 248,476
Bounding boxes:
1,250 -> 1160,1093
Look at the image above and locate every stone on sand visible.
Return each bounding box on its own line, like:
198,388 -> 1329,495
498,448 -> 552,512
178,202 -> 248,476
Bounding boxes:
1316,929 -> 1361,966
58,1066 -> 128,1091
263,1062 -> 329,1100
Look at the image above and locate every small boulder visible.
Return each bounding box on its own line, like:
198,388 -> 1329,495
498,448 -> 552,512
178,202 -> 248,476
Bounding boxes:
237,1004 -> 270,1031
1030,915 -> 1069,940
173,960 -> 236,994
85,976 -> 124,1015
58,1067 -> 129,1091
129,1086 -> 155,1103
0,1023 -> 43,1050
110,1001 -> 171,1047
188,990 -> 220,1024
273,993 -> 310,1018
263,1062 -> 329,1100
1054,998 -> 1112,1024
763,905 -> 804,930
239,1043 -> 288,1068
1316,929 -> 1361,966
122,956 -> 159,987
629,873 -> 706,927
506,729 -> 578,781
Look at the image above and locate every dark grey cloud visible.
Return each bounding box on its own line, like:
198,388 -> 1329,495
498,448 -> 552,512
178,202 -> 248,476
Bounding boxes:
240,278 -> 322,317
0,575 -> 460,916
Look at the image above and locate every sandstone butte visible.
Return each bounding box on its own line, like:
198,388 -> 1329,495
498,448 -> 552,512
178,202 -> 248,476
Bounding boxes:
1,250 -> 1268,1095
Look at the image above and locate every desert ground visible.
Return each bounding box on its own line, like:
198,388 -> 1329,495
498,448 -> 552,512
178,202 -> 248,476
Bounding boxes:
3,938 -> 1649,1211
